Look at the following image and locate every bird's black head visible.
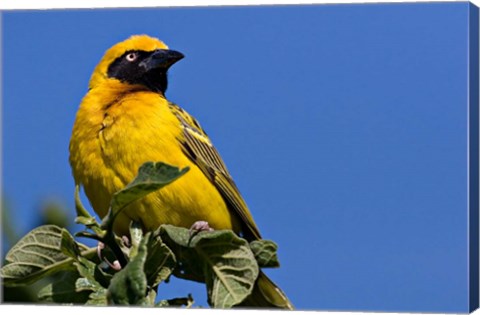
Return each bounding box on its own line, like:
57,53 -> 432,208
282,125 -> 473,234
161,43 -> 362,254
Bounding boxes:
107,49 -> 184,94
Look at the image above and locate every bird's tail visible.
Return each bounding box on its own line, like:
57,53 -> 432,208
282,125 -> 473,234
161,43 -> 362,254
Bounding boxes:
239,271 -> 294,309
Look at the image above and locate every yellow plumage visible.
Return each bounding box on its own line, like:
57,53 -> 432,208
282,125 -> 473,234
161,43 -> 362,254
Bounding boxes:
69,34 -> 292,309
70,85 -> 239,235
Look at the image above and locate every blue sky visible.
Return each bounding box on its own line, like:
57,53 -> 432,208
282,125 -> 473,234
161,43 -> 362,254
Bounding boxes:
1,2 -> 476,312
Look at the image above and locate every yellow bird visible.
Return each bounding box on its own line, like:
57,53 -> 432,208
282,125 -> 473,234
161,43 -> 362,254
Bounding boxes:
69,34 -> 293,309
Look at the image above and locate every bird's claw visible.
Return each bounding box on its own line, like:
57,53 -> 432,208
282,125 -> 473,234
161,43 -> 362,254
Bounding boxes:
189,220 -> 214,236
96,241 -> 122,271
121,235 -> 131,247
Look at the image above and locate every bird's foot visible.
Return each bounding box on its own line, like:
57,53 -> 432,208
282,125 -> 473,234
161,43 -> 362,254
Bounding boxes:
97,241 -> 122,271
121,235 -> 131,248
189,220 -> 214,236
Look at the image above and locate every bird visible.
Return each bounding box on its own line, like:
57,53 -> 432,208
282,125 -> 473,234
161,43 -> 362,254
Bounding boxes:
69,34 -> 293,309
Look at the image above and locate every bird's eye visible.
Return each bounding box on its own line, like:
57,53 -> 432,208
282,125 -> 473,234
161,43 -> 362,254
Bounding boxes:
125,52 -> 138,62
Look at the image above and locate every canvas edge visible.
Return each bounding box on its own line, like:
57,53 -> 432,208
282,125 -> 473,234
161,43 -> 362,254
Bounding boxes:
469,1 -> 480,313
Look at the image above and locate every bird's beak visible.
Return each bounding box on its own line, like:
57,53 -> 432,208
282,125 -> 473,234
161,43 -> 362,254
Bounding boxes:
139,49 -> 184,71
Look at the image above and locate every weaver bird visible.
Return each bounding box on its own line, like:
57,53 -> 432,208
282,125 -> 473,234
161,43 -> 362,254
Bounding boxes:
69,35 -> 293,309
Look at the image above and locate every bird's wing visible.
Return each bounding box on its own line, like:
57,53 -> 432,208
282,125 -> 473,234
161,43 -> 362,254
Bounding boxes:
169,102 -> 261,240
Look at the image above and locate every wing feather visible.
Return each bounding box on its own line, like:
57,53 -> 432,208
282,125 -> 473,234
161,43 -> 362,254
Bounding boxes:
169,102 -> 261,240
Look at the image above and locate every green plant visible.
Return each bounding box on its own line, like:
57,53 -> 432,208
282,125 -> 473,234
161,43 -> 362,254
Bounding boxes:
1,162 -> 280,307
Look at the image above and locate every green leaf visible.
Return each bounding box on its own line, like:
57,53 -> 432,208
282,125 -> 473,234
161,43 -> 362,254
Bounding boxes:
128,221 -> 144,258
60,229 -> 82,259
37,270 -> 90,304
85,288 -> 108,305
1,225 -> 76,286
157,226 -> 206,283
159,225 -> 259,308
74,185 -> 91,219
115,162 -> 190,211
74,185 -> 105,238
144,232 -> 176,288
102,162 -> 189,230
145,289 -> 157,306
74,256 -> 106,287
74,216 -> 98,227
76,276 -> 101,292
74,256 -> 95,277
73,256 -> 109,305
249,240 -> 280,268
107,233 -> 149,305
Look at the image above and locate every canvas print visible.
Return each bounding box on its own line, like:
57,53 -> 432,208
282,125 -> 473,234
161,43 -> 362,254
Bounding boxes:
1,2 -> 479,313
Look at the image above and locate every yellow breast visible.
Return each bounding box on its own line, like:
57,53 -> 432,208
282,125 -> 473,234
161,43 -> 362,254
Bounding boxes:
69,82 -> 239,236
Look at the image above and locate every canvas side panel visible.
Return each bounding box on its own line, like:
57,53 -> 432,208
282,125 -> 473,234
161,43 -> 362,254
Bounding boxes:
469,2 -> 479,313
